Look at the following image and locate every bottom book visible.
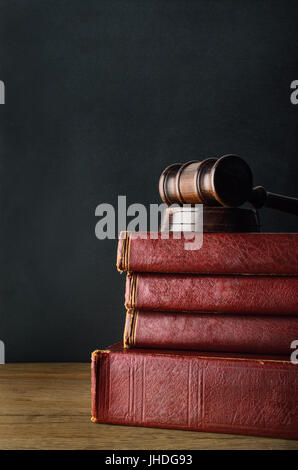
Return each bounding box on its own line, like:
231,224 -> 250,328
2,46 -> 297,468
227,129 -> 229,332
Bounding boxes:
91,343 -> 298,439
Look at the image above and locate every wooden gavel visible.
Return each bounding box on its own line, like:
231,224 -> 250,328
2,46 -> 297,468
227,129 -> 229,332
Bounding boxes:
159,154 -> 298,216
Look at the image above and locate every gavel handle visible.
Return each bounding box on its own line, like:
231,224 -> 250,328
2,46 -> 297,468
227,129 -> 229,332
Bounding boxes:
249,186 -> 298,216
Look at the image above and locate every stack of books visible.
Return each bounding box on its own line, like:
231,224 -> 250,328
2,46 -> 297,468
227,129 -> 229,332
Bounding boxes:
91,231 -> 298,439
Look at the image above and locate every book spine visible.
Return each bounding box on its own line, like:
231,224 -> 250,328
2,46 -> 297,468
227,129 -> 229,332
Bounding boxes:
124,309 -> 298,355
117,231 -> 298,275
91,347 -> 298,439
125,273 -> 298,315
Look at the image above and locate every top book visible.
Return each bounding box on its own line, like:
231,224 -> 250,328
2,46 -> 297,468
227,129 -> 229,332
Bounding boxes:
117,232 -> 298,275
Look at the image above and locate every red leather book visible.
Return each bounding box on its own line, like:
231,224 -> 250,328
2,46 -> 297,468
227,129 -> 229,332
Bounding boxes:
91,343 -> 298,439
117,231 -> 298,275
124,309 -> 298,355
125,273 -> 298,315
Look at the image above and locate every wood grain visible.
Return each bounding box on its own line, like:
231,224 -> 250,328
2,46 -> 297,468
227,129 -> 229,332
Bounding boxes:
0,363 -> 297,450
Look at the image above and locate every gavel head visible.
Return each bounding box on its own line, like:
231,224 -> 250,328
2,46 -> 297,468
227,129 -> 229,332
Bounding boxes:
159,154 -> 253,207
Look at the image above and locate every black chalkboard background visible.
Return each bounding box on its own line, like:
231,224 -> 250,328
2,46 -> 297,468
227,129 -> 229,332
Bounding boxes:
0,0 -> 297,361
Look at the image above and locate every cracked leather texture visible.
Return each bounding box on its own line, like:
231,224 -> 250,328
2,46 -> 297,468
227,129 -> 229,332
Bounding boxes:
91,344 -> 298,439
125,309 -> 298,354
117,232 -> 298,275
125,273 -> 298,315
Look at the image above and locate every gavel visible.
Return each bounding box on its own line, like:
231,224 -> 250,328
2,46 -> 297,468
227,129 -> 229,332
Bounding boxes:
159,154 -> 298,216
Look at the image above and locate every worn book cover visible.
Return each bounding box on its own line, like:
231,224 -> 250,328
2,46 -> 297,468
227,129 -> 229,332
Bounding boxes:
117,232 -> 298,275
123,309 -> 298,355
125,272 -> 298,315
91,344 -> 298,439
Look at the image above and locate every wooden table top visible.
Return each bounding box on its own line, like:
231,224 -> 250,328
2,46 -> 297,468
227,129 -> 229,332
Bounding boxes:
0,363 -> 297,450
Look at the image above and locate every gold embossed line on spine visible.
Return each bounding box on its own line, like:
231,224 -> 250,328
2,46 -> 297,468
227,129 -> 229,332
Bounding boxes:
123,309 -> 135,348
126,232 -> 131,272
130,273 -> 138,308
124,232 -> 130,271
132,310 -> 139,346
126,273 -> 138,309
116,231 -> 127,272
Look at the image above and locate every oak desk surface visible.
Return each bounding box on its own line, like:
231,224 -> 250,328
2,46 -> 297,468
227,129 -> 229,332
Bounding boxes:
0,363 -> 297,450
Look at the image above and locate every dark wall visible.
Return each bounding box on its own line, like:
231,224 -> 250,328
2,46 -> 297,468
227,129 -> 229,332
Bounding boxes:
0,0 -> 297,361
